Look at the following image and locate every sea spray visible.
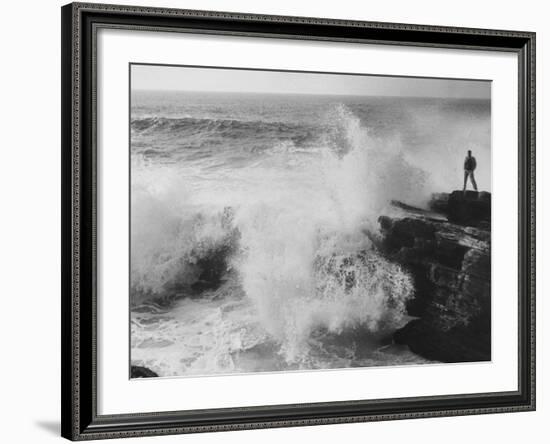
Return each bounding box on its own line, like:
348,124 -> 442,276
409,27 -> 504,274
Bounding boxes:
131,159 -> 239,303
132,104 -> 421,335
231,105 -> 419,363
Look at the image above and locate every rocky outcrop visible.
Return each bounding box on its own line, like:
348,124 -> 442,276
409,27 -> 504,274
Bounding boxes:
430,190 -> 491,228
378,190 -> 491,363
131,365 -> 159,378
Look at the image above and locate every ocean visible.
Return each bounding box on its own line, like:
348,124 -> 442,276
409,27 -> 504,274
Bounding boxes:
130,90 -> 491,377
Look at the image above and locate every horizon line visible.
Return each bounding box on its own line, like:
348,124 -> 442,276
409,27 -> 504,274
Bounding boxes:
131,88 -> 491,100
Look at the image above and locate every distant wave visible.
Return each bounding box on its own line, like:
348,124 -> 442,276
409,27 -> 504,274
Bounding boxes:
131,116 -> 316,140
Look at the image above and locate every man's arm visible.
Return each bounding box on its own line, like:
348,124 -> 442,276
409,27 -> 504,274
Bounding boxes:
472,157 -> 477,170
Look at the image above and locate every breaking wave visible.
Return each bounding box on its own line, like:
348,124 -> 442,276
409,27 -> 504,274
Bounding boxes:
131,103 -> 429,371
131,116 -> 318,152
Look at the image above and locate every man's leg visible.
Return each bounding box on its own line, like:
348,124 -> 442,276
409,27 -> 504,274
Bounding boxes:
470,171 -> 478,191
463,170 -> 468,192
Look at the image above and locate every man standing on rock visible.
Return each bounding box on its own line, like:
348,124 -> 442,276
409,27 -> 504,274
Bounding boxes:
463,150 -> 478,193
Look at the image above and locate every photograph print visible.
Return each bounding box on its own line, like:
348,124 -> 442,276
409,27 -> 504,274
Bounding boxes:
130,64 -> 491,379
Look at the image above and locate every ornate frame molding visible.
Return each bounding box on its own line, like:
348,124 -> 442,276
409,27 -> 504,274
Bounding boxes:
61,2 -> 535,440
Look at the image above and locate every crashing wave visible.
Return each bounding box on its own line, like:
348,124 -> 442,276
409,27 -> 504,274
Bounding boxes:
131,206 -> 239,305
131,103 -> 429,369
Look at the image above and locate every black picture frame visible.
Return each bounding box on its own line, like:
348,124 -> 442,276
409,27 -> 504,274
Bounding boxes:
61,2 -> 536,440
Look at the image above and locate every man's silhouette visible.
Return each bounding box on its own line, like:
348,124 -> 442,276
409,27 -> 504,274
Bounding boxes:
463,150 -> 478,193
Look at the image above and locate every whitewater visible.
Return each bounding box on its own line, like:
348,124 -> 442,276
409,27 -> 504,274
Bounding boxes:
130,90 -> 491,377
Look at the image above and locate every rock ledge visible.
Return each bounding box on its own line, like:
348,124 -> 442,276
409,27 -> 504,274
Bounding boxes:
378,191 -> 491,363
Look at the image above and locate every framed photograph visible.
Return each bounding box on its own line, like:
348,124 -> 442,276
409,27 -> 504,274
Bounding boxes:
61,2 -> 535,440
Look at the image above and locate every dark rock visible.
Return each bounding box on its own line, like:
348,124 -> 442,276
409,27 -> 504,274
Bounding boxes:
478,191 -> 491,202
378,215 -> 393,231
378,197 -> 491,363
429,190 -> 491,227
428,264 -> 462,290
394,218 -> 437,241
429,192 -> 450,213
191,244 -> 234,293
433,234 -> 469,269
462,249 -> 491,280
394,317 -> 490,363
131,365 -> 159,378
379,217 -> 436,253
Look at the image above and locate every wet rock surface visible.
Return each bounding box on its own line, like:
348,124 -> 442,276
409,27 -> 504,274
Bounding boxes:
378,191 -> 491,363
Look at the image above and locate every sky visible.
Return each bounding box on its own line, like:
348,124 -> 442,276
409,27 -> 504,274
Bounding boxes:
131,64 -> 491,99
